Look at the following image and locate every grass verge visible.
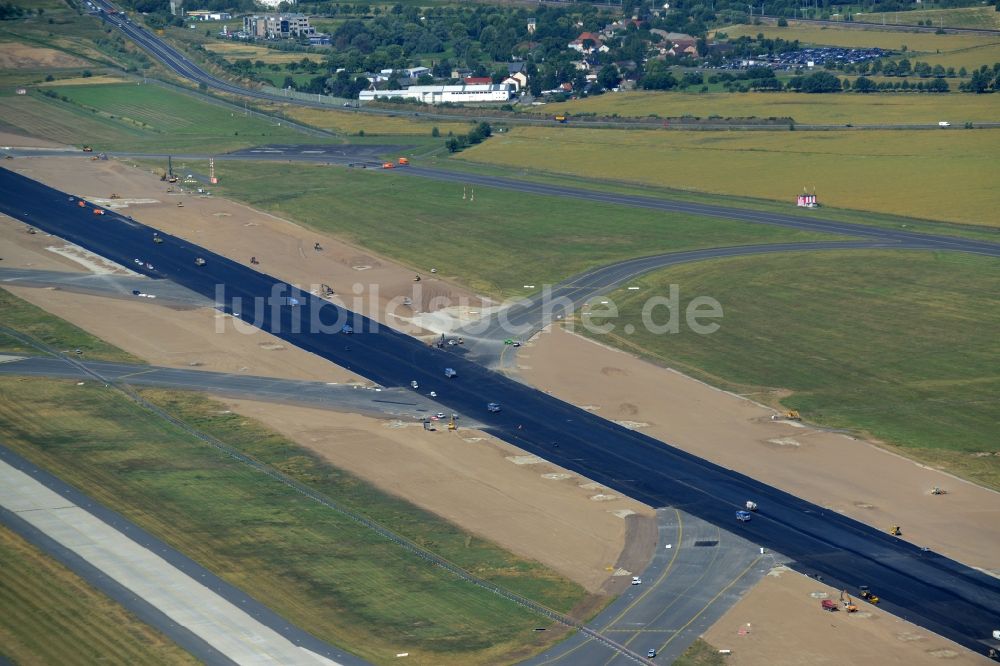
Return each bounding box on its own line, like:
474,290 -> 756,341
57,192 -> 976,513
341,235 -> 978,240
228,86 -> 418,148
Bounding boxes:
674,638 -> 727,666
0,376 -> 588,664
0,523 -> 199,665
457,127 -> 1000,227
209,161 -> 840,298
0,287 -> 144,363
584,250 -> 1000,489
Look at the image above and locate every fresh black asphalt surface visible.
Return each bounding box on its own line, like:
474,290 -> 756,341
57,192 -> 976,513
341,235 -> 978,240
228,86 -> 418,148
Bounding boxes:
0,444 -> 369,666
4,168 -> 1000,658
0,355 -> 446,420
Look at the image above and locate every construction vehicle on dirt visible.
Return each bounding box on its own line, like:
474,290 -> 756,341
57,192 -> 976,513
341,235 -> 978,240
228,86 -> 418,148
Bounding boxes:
82,145 -> 93,152
888,525 -> 902,536
859,585 -> 880,604
840,590 -> 858,612
110,193 -> 121,199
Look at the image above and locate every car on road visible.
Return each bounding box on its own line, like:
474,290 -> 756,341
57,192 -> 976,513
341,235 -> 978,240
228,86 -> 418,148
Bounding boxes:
631,576 -> 641,585
647,648 -> 656,658
429,391 -> 437,397
410,380 -> 419,389
444,367 -> 457,378
487,402 -> 501,413
341,324 -> 353,334
736,510 -> 752,522
435,412 -> 446,419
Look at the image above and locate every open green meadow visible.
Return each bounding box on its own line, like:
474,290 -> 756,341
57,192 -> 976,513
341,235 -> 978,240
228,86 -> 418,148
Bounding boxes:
546,91 -> 1000,125
0,524 -> 199,666
0,376 -> 586,665
584,250 -> 1000,489
0,288 -> 143,363
717,24 -> 1000,70
457,127 -> 999,227
210,161 -> 839,297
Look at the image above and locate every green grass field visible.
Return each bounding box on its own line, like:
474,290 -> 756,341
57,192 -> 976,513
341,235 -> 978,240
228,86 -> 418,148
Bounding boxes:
0,377 -> 585,665
0,524 -> 199,666
584,250 -> 1000,489
457,127 -> 1000,227
0,81 -> 322,153
209,161 -> 839,297
0,288 -> 144,363
547,91 -> 1000,125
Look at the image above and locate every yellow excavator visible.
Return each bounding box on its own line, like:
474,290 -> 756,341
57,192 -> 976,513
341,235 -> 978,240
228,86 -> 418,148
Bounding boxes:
840,590 -> 858,613
447,417 -> 457,431
859,585 -> 880,605
888,525 -> 902,536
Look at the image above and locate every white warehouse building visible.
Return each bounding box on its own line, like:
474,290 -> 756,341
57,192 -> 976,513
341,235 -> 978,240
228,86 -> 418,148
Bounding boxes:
359,84 -> 512,104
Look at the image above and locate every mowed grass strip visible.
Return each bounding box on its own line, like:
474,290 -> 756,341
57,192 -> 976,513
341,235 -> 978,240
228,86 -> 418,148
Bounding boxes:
585,250 -> 1000,489
548,91 -> 1000,125
0,524 -> 199,666
458,127 -> 1000,227
204,41 -> 326,64
281,104 -> 472,136
0,378 -> 585,665
16,82 -> 322,152
0,287 -> 144,363
211,161 -> 839,297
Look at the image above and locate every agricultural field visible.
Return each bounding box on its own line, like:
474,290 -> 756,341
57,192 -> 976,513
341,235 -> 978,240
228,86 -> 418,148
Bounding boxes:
853,6 -> 1000,30
211,161 -> 839,297
546,91 -> 1000,125
585,250 -> 1000,490
0,288 -> 143,363
203,41 -> 327,65
0,376 -> 586,665
0,81 -> 324,153
717,23 -> 1000,70
457,127 -> 1000,227
0,524 -> 198,666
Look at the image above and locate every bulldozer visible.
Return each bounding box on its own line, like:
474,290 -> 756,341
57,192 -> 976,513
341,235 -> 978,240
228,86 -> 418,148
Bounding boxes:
859,586 -> 880,605
840,590 -> 858,613
888,525 -> 902,536
447,417 -> 457,431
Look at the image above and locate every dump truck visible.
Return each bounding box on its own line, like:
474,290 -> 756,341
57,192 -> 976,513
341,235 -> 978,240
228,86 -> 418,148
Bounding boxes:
821,599 -> 838,612
194,257 -> 206,266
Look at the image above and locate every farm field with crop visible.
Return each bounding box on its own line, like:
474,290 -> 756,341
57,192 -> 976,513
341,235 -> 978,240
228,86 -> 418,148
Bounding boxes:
546,90 -> 1000,125
458,127 -> 999,226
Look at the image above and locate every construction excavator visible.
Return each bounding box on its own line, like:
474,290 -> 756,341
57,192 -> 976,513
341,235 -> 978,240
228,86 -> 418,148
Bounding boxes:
888,525 -> 902,536
840,590 -> 858,613
859,585 -> 880,605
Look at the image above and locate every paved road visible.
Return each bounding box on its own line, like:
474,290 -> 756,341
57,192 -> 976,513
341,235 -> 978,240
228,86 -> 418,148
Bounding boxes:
83,0 -> 1000,131
4,167 -> 999,658
0,267 -> 212,306
526,508 -> 783,665
0,444 -> 366,666
0,355 -> 448,421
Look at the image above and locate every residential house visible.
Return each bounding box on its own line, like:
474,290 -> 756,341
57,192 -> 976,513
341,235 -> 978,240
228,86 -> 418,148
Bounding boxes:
568,32 -> 609,54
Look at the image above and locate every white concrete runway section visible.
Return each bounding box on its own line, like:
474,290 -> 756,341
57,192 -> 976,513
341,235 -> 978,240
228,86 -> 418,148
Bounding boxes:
0,459 -> 341,666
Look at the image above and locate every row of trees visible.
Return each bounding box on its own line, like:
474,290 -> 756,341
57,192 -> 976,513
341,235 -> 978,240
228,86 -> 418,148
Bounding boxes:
959,64 -> 1000,93
445,121 -> 492,153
